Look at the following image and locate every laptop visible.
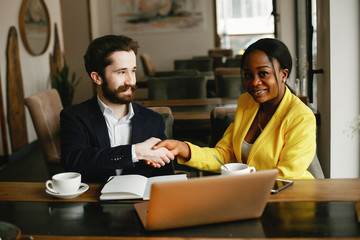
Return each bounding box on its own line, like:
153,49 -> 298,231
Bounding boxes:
134,169 -> 278,231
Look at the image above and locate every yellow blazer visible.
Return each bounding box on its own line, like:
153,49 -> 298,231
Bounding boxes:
179,87 -> 316,179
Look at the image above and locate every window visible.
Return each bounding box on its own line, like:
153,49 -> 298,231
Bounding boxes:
215,0 -> 275,56
296,0 -> 320,107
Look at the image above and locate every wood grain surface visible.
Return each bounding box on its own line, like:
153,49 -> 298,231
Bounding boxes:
6,26 -> 28,151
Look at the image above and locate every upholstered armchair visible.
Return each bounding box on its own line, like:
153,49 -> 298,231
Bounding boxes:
214,67 -> 245,98
147,76 -> 207,100
24,89 -> 63,177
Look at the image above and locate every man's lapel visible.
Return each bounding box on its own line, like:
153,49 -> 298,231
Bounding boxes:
89,97 -> 110,147
131,102 -> 145,143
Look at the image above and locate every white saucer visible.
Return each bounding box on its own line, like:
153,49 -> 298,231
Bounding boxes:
46,183 -> 89,199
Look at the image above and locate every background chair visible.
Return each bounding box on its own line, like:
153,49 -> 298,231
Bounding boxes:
140,53 -> 156,77
147,107 -> 174,139
174,58 -> 213,75
307,153 -> 325,179
147,106 -> 199,177
147,75 -> 207,100
141,53 -> 201,78
210,106 -> 237,147
214,67 -> 245,97
208,48 -> 233,57
209,106 -> 325,178
152,69 -> 201,77
224,57 -> 242,68
24,89 -> 64,177
193,55 -> 223,70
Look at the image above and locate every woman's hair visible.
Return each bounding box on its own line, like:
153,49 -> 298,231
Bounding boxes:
84,35 -> 139,78
240,38 -> 292,78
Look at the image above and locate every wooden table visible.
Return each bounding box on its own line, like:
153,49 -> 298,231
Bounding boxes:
1,179 -> 360,239
1,179 -> 360,202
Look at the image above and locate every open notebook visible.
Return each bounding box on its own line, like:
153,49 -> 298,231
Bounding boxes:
134,169 -> 278,231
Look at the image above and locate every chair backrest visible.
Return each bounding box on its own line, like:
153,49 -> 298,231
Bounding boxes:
140,53 -> 156,76
147,76 -> 207,100
154,69 -> 200,77
307,153 -> 325,179
174,59 -> 213,73
224,57 -> 242,68
210,106 -> 325,179
208,48 -> 233,57
24,89 -> 63,164
215,67 -> 241,76
193,56 -> 223,70
214,68 -> 245,98
147,107 -> 174,138
210,106 -> 236,147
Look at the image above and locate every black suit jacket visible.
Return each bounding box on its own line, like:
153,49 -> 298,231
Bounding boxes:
60,96 -> 174,182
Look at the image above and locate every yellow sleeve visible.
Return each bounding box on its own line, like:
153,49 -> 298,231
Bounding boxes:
177,123 -> 237,173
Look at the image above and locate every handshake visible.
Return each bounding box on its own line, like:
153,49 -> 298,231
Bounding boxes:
135,137 -> 190,168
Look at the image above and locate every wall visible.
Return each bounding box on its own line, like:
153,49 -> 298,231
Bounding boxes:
329,0 -> 359,177
89,0 -> 215,82
0,0 -> 64,153
60,0 -> 92,104
317,0 -> 360,178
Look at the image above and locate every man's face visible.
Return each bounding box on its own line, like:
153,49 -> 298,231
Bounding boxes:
101,50 -> 137,104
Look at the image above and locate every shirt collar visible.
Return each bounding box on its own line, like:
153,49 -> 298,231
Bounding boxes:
97,95 -> 134,121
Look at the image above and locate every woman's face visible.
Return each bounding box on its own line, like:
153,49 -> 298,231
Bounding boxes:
242,50 -> 288,107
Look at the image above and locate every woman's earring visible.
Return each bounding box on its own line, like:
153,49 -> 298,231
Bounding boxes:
282,79 -> 286,83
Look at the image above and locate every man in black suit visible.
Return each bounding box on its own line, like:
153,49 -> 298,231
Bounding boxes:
60,35 -> 174,183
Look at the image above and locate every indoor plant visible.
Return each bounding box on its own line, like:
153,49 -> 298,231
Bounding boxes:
51,61 -> 80,107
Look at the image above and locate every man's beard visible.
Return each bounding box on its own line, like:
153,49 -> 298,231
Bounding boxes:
101,79 -> 137,104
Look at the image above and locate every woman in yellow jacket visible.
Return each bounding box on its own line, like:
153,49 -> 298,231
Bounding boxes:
154,38 -> 316,179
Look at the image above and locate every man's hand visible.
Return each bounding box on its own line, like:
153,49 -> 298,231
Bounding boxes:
135,137 -> 175,168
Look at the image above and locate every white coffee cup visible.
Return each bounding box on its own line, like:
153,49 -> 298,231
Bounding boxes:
221,163 -> 256,175
46,172 -> 81,194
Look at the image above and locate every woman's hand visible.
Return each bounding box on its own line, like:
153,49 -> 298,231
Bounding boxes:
153,140 -> 191,160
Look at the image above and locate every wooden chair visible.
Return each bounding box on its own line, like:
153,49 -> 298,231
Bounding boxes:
210,106 -> 325,179
24,89 -> 64,177
214,67 -> 245,97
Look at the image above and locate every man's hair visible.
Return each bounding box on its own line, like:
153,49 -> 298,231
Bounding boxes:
84,35 -> 139,78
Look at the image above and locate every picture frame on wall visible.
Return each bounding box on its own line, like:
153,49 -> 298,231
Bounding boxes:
110,0 -> 205,34
19,0 -> 51,56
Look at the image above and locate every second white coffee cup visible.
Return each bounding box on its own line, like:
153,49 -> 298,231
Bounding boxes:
46,172 -> 81,194
221,163 -> 256,175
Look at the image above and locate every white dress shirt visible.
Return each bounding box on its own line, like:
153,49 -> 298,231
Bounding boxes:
97,95 -> 138,175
